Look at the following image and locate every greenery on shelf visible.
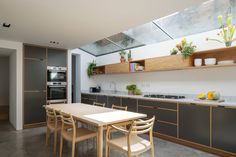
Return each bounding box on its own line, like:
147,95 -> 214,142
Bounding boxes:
128,50 -> 132,61
126,84 -> 142,95
170,38 -> 196,59
87,60 -> 96,78
206,14 -> 236,47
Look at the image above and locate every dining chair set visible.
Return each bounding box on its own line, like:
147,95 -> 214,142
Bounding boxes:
45,102 -> 155,157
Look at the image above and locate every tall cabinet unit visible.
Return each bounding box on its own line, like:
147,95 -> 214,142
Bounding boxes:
24,45 -> 47,126
23,44 -> 68,128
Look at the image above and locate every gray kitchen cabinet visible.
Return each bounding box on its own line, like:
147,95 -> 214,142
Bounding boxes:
24,45 -> 47,126
179,103 -> 210,146
24,59 -> 46,91
122,98 -> 137,112
107,96 -> 121,108
154,121 -> 177,137
212,107 -> 236,154
48,48 -> 67,67
96,95 -> 107,106
81,94 -> 96,105
24,91 -> 46,124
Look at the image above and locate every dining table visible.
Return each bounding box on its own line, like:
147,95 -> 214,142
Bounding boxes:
46,103 -> 147,157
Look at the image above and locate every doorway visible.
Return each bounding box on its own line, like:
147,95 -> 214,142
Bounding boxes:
71,54 -> 81,103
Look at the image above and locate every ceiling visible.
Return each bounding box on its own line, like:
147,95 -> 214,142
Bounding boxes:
80,0 -> 236,56
0,0 -> 205,49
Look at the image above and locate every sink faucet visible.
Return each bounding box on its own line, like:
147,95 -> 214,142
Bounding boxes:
110,81 -> 117,93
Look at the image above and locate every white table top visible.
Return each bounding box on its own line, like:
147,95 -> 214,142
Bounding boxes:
47,103 -> 147,126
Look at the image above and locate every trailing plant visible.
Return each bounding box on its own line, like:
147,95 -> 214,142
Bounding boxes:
206,14 -> 236,47
170,38 -> 196,59
87,60 -> 96,78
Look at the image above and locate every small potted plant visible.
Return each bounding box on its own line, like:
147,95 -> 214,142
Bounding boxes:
206,14 -> 236,47
126,84 -> 137,95
128,50 -> 132,62
87,60 -> 96,78
119,50 -> 126,63
170,38 -> 196,59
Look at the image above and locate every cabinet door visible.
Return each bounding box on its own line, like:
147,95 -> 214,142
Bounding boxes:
81,94 -> 96,105
105,63 -> 129,74
107,96 -> 121,108
48,48 -> 67,67
96,95 -> 107,106
24,59 -> 46,91
122,98 -> 137,112
154,121 -> 177,137
212,107 -> 236,154
138,105 -> 155,118
24,91 -> 46,124
179,104 -> 210,146
24,45 -> 46,60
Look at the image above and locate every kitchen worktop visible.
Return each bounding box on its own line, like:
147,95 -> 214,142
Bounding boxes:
81,90 -> 236,108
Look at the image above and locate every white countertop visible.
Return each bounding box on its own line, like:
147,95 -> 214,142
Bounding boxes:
81,91 -> 236,108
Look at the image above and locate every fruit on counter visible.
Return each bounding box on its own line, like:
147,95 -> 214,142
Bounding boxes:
207,91 -> 220,100
197,93 -> 206,100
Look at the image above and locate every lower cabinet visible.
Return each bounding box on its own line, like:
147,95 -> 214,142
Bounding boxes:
154,121 -> 177,137
179,103 -> 210,146
122,98 -> 137,112
24,91 -> 46,124
96,95 -> 107,106
212,107 -> 236,154
81,94 -> 96,105
107,96 -> 121,108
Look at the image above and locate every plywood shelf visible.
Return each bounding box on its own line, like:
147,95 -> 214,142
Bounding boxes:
94,46 -> 236,75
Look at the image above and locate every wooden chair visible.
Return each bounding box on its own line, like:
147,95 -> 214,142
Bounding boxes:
59,112 -> 98,157
93,102 -> 105,107
45,107 -> 61,154
106,116 -> 156,157
112,104 -> 127,111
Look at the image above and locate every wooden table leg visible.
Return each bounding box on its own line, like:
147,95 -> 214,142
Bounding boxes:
98,126 -> 103,157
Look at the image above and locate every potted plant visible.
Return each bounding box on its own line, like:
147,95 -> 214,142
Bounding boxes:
128,50 -> 132,62
119,50 -> 126,63
170,38 -> 196,59
126,84 -> 137,95
87,60 -> 96,78
206,14 -> 236,47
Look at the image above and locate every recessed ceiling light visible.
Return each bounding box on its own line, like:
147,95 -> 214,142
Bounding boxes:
50,41 -> 59,44
2,22 -> 11,28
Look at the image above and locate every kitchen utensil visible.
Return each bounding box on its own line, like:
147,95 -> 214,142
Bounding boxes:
194,58 -> 202,67
204,58 -> 216,65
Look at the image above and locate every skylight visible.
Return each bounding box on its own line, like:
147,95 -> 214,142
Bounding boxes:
79,0 -> 235,56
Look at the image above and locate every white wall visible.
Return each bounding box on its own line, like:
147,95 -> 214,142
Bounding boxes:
93,29 -> 236,96
67,49 -> 96,103
0,57 -> 9,106
0,40 -> 23,130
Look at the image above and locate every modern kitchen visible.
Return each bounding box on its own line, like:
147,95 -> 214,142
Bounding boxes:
0,0 -> 236,157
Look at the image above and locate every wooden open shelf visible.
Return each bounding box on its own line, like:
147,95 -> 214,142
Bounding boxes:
94,66 -> 105,75
129,59 -> 145,73
93,46 -> 236,75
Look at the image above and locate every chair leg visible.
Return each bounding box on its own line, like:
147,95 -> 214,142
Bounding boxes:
53,130 -> 57,154
59,136 -> 63,157
151,143 -> 155,157
46,127 -> 50,146
72,141 -> 75,157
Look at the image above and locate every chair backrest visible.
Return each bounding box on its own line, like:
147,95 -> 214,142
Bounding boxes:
60,111 -> 76,139
93,102 -> 105,107
130,116 -> 155,135
45,107 -> 57,125
112,104 -> 127,111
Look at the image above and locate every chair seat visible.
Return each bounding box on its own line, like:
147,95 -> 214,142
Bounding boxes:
62,128 -> 97,142
108,135 -> 151,154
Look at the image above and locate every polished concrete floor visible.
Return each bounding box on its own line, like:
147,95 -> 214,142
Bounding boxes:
0,121 -> 219,157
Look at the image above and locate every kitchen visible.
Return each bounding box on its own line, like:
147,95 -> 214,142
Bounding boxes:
1,0 -> 236,157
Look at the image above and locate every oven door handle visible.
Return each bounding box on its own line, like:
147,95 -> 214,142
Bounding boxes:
48,85 -> 67,88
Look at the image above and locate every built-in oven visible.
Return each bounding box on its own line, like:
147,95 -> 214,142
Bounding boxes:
47,66 -> 67,82
47,82 -> 67,103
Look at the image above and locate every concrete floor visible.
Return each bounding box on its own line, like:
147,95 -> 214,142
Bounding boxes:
0,121 -> 219,157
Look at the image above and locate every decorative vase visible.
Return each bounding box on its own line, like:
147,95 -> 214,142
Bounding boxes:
225,41 -> 232,47
120,57 -> 126,63
128,91 -> 134,95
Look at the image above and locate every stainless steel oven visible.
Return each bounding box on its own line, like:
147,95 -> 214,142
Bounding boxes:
47,82 -> 67,103
47,66 -> 67,82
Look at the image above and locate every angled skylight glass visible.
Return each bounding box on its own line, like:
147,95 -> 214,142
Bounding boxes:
123,22 -> 171,45
107,33 -> 144,49
80,39 -> 122,56
153,0 -> 235,38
